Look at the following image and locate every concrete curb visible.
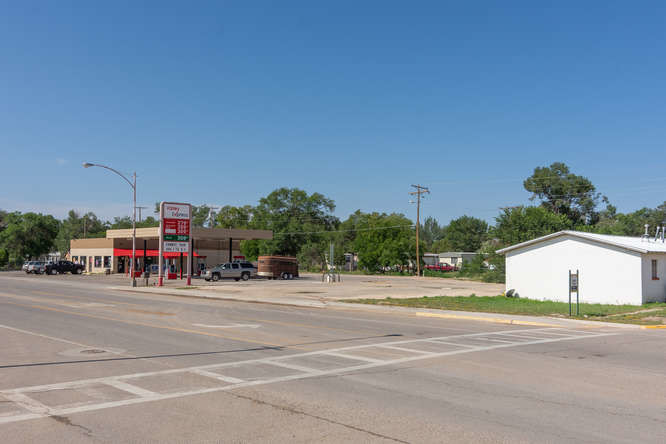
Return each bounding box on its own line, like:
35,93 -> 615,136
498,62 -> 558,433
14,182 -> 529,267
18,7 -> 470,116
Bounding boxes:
414,312 -> 563,328
109,286 -> 651,330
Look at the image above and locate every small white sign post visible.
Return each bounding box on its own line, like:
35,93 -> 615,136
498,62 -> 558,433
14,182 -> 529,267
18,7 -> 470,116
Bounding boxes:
569,269 -> 579,316
158,202 -> 192,287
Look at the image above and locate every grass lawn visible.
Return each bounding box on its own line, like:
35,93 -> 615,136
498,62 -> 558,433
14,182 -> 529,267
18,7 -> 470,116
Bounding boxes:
347,295 -> 666,325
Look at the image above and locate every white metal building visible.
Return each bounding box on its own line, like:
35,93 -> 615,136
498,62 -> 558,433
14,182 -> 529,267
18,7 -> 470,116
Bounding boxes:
497,230 -> 666,305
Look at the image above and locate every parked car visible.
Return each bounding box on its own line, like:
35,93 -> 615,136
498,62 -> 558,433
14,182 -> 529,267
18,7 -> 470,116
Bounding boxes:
204,262 -> 256,282
26,261 -> 46,274
44,260 -> 86,275
257,256 -> 299,280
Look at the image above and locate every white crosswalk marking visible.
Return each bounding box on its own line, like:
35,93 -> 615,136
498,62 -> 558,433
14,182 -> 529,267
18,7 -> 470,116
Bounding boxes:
103,380 -> 158,398
189,369 -> 245,384
0,328 -> 616,426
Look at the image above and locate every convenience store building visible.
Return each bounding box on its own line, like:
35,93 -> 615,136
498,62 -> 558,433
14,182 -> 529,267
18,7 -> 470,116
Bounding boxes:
69,227 -> 272,276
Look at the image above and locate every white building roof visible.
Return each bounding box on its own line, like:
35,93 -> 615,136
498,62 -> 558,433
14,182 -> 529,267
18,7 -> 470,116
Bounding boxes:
496,230 -> 666,255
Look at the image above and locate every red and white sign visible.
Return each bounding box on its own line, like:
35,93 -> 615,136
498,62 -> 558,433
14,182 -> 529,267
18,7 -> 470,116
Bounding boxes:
163,204 -> 191,219
159,202 -> 193,284
163,219 -> 190,237
161,203 -> 191,251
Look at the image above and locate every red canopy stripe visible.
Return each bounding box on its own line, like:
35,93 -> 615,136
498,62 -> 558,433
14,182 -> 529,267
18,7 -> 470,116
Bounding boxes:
113,249 -> 204,258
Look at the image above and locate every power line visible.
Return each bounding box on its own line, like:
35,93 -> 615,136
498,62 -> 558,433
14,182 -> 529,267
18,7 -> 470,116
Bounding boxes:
272,224 -> 414,236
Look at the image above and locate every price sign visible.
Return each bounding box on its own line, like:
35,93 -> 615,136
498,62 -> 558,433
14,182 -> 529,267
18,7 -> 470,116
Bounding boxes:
160,203 -> 192,253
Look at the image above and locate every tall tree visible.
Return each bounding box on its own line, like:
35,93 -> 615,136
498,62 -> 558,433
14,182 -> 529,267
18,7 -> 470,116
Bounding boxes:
594,201 -> 666,236
242,188 -> 339,258
420,216 -> 445,250
523,162 -> 605,225
444,215 -> 488,252
54,210 -> 107,255
342,211 -> 416,272
110,216 -> 159,229
493,206 -> 572,246
191,205 -> 214,228
0,212 -> 59,265
216,205 -> 254,229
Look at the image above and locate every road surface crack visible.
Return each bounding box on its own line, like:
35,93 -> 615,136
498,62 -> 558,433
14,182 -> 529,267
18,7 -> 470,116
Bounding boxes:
51,415 -> 94,437
227,392 -> 410,443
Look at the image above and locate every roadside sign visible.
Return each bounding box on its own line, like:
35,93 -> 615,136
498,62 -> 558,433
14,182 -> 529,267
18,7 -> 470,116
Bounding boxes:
570,273 -> 578,292
159,202 -> 192,285
568,269 -> 579,316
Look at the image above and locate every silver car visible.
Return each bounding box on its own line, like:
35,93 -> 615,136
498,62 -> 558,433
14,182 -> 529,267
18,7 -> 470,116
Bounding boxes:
204,262 -> 256,282
26,261 -> 45,274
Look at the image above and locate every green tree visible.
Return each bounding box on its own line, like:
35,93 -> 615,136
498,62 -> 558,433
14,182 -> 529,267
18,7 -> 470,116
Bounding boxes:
593,202 -> 666,236
0,212 -> 60,266
0,248 -> 7,268
523,162 -> 606,225
430,237 -> 453,253
444,216 -> 488,252
110,215 -> 159,229
55,211 -> 107,255
216,205 -> 254,229
0,210 -> 8,232
241,188 -> 339,259
493,206 -> 572,245
192,205 -> 213,227
342,211 -> 415,272
420,216 -> 445,251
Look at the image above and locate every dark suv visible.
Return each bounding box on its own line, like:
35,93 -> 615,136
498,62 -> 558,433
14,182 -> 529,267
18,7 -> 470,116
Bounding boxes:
44,260 -> 85,275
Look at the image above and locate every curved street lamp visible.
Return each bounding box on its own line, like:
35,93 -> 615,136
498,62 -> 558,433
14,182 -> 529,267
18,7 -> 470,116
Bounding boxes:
83,162 -> 137,287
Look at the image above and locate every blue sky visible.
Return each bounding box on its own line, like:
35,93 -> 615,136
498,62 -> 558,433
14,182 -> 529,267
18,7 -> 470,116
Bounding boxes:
2,1 -> 666,224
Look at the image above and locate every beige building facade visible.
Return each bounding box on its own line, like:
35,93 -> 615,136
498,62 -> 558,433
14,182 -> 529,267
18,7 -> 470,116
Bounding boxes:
70,227 -> 272,275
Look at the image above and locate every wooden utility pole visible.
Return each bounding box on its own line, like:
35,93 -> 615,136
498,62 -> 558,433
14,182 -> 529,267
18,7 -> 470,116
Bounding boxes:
409,184 -> 430,277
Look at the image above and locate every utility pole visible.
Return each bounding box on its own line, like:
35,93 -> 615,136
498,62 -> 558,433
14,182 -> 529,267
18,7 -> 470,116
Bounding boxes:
409,184 -> 430,277
136,206 -> 148,223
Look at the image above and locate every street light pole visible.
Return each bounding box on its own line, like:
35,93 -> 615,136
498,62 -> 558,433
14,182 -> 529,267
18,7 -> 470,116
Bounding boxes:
132,172 -> 136,287
83,162 -> 137,287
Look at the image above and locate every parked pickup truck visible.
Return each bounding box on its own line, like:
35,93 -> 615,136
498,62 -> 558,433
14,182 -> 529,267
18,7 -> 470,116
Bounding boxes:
204,261 -> 257,282
44,260 -> 85,275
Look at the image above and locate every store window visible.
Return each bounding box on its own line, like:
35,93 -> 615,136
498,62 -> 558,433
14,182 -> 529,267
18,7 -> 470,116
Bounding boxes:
80,256 -> 87,266
94,256 -> 102,268
72,256 -> 78,263
103,256 -> 111,268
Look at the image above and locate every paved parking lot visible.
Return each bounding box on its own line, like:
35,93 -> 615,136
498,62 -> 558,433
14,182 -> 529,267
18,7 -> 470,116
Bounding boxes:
11,270 -> 504,300
0,272 -> 664,443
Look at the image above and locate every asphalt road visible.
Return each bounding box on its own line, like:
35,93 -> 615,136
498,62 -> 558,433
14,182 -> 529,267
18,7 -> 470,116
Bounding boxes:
0,273 -> 664,443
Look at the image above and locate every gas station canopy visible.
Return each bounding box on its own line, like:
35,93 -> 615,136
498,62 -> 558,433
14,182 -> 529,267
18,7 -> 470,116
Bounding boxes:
105,227 -> 273,241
